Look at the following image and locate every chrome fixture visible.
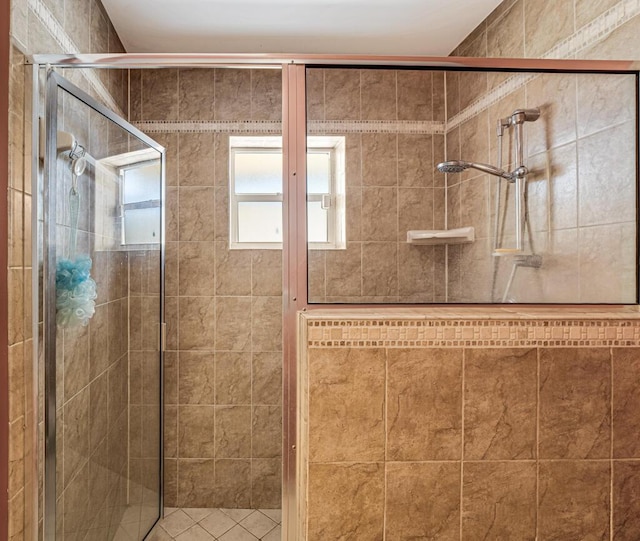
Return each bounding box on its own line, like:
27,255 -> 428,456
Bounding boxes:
437,107 -> 540,182
437,107 -> 540,254
437,159 -> 514,180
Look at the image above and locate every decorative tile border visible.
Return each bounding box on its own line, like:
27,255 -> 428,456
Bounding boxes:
306,318 -> 640,347
135,120 -> 283,134
311,120 -> 445,135
28,0 -> 124,115
447,0 -> 640,130
135,119 -> 445,135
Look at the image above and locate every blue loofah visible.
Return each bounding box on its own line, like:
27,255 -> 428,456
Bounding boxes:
56,255 -> 98,327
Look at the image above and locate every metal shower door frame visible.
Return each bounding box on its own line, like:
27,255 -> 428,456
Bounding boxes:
42,69 -> 166,541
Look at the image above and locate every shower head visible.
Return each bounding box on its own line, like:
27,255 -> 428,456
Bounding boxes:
437,160 -> 514,181
437,160 -> 467,174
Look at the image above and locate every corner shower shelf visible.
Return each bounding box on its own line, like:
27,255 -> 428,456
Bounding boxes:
407,226 -> 475,246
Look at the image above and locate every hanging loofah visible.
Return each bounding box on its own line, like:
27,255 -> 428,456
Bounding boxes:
56,158 -> 98,328
55,255 -> 98,327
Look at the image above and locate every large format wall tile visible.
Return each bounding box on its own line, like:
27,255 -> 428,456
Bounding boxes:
539,348 -> 611,459
462,461 -> 536,540
386,348 -> 462,460
308,463 -> 384,541
613,348 -> 640,457
464,348 -> 536,459
538,461 -> 610,540
308,348 -> 385,462
385,462 -> 460,541
613,460 -> 640,540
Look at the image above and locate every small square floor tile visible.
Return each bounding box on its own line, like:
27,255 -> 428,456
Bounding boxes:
239,511 -> 277,538
159,509 -> 195,537
262,525 -> 281,541
218,524 -> 259,541
258,509 -> 281,524
200,509 -> 238,538
176,524 -> 216,541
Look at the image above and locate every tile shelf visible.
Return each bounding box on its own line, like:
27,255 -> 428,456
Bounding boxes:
406,226 -> 475,245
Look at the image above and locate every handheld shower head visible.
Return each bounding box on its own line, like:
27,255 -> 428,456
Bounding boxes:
437,160 -> 514,181
437,160 -> 468,174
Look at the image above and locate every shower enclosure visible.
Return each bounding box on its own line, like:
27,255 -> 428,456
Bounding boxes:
39,70 -> 165,540
29,55 -> 639,541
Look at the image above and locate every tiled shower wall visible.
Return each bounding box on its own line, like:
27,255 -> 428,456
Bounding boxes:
130,68 -> 283,508
444,0 -> 638,302
300,315 -> 640,540
306,69 -> 448,303
8,0 -> 127,538
7,44 -> 35,541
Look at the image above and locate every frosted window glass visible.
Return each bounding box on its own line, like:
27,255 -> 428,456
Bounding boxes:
307,201 -> 328,243
123,207 -> 161,244
123,162 -> 161,203
235,153 -> 282,194
307,152 -> 330,193
238,201 -> 283,242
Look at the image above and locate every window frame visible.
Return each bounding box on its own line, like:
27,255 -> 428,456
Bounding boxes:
229,135 -> 345,250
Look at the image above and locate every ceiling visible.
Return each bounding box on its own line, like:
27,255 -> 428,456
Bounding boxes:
101,0 -> 503,55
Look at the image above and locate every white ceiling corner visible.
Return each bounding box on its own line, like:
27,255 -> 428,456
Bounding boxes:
100,0 -> 504,55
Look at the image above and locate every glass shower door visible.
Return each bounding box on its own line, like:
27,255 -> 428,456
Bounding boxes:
41,70 -> 165,541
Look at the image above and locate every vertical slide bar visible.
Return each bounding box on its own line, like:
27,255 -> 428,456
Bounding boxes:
514,122 -> 524,251
282,63 -> 307,541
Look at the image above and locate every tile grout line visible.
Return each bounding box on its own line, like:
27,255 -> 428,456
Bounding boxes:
536,346 -> 540,539
382,347 -> 388,540
460,348 -> 465,539
609,346 -> 614,540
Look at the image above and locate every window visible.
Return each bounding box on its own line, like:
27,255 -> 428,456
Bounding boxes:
120,160 -> 162,245
97,148 -> 163,247
229,136 -> 345,249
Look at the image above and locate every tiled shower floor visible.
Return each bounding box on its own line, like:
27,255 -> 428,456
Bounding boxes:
147,507 -> 282,541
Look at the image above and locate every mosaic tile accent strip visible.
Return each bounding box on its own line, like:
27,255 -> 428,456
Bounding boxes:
135,119 -> 446,135
28,0 -> 124,115
306,319 -> 640,348
135,120 -> 283,134
447,0 -> 640,130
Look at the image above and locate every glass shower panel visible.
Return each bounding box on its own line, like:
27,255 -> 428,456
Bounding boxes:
305,66 -> 638,304
41,71 -> 164,540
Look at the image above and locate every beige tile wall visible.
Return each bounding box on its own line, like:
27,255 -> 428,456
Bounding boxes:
8,1 -> 129,540
300,317 -> 640,540
7,44 -> 34,541
128,248 -> 163,535
130,68 -> 283,509
445,0 -> 638,302
306,68 -> 448,303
